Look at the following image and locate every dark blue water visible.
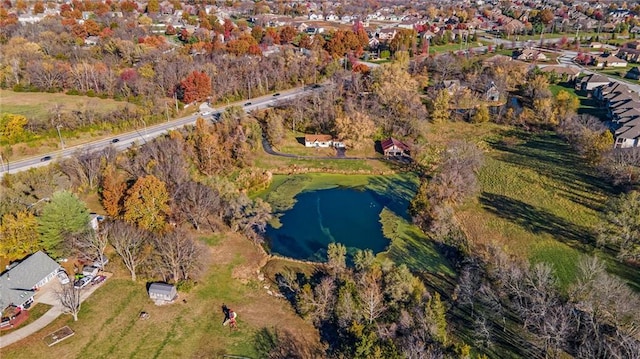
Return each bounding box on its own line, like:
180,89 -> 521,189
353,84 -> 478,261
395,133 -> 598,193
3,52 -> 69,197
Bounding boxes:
266,188 -> 390,262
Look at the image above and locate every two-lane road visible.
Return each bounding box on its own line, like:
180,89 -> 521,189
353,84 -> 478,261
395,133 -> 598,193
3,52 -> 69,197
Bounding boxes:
1,85 -> 320,176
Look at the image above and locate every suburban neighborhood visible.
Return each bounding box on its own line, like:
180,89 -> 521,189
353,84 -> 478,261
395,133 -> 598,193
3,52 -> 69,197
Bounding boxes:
1,0 -> 640,358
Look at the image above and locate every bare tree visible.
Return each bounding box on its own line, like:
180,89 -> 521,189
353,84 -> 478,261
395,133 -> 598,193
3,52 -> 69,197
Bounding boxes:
152,228 -> 202,282
58,284 -> 82,321
105,220 -> 149,281
173,181 -> 220,231
59,148 -> 105,190
74,229 -> 109,267
359,270 -> 386,324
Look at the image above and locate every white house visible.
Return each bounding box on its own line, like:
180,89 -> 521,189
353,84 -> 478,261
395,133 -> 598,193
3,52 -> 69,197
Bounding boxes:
304,134 -> 334,148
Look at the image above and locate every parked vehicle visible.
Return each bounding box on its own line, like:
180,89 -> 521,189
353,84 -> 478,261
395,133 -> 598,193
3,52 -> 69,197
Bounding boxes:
92,275 -> 106,285
92,255 -> 109,268
82,265 -> 99,277
57,270 -> 70,285
74,276 -> 92,289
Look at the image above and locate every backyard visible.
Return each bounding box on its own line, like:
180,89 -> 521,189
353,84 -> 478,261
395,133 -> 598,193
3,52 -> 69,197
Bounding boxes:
0,232 -> 320,358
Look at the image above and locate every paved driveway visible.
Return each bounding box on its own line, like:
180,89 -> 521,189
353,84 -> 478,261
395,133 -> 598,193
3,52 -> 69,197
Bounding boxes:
0,273 -> 110,349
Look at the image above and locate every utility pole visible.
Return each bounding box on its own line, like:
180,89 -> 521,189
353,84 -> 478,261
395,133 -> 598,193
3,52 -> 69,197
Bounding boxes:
56,124 -> 65,149
174,92 -> 179,113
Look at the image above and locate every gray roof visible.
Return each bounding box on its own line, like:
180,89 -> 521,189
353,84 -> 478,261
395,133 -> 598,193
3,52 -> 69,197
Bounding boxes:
149,282 -> 176,295
0,251 -> 60,309
582,74 -> 609,84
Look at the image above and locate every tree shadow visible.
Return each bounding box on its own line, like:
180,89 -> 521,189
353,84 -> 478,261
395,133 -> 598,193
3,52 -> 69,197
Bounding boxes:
296,137 -> 305,146
487,129 -> 614,212
480,192 -> 596,249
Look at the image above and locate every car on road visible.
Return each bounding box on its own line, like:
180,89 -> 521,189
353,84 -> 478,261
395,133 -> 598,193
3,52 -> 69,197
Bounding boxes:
244,102 -> 252,106
74,276 -> 92,289
57,270 -> 70,285
273,93 -> 281,97
40,156 -> 52,162
312,84 -> 322,89
111,138 -> 120,143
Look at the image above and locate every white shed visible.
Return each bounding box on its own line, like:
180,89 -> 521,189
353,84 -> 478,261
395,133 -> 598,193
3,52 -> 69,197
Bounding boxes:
148,283 -> 177,303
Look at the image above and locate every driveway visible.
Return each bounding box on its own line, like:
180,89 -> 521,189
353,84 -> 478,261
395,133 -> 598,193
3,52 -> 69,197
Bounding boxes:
0,274 -> 110,349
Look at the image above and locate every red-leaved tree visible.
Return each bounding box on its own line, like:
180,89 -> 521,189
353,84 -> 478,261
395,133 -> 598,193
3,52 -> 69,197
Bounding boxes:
177,71 -> 212,104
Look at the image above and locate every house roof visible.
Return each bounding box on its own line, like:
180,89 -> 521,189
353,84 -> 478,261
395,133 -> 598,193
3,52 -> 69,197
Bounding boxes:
540,65 -> 580,76
0,251 -> 60,309
149,282 -> 176,295
304,134 -> 333,142
581,73 -> 610,84
381,137 -> 409,151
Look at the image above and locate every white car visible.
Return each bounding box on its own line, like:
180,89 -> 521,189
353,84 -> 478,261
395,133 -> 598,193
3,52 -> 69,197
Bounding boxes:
57,270 -> 70,285
74,276 -> 93,289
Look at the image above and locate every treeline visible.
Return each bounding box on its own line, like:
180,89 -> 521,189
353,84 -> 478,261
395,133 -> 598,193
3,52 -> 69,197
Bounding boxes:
0,108 -> 271,284
270,244 -> 462,358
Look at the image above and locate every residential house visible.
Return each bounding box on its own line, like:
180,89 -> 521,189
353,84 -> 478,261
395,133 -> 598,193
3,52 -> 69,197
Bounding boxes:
514,49 -> 548,62
485,82 -> 500,101
148,282 -> 177,303
540,65 -> 581,82
593,54 -> 627,68
381,138 -> 410,157
576,74 -> 610,91
304,134 -> 333,148
0,251 -> 60,311
625,67 -> 640,80
440,80 -> 463,96
618,47 -> 640,63
614,121 -> 640,148
377,28 -> 398,41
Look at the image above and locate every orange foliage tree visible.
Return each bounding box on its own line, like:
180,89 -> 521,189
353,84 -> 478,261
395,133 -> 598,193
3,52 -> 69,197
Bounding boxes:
177,71 -> 211,103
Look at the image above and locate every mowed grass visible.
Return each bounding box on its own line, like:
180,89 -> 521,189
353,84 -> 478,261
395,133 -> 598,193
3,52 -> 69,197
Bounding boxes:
432,121 -> 638,290
379,208 -> 455,276
0,233 -> 319,358
0,90 -> 129,122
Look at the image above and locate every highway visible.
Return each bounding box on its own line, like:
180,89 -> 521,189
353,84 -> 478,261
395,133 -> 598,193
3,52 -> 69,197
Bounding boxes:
0,85 -> 319,176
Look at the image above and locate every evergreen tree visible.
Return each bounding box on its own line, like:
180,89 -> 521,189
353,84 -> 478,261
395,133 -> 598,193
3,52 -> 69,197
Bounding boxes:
38,191 -> 90,257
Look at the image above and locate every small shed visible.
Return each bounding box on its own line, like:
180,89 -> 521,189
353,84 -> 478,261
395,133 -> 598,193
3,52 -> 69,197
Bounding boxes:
148,283 -> 177,303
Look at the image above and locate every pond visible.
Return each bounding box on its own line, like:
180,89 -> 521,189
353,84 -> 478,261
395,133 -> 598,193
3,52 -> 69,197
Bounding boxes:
265,187 -> 394,262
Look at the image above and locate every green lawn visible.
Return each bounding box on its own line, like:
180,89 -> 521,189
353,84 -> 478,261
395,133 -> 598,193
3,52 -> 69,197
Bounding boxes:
549,83 -> 607,118
456,128 -> 640,290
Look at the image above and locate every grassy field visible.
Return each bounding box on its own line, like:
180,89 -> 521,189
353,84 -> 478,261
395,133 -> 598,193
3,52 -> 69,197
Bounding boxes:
0,90 -> 129,121
0,90 -> 139,160
0,233 -> 319,358
423,121 -> 639,290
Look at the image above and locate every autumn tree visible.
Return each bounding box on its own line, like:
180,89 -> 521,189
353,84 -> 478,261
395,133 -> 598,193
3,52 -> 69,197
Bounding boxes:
105,220 -> 149,281
553,90 -> 580,121
327,242 -> 347,276
0,113 -> 29,144
598,191 -> 640,262
123,175 -> 171,232
38,191 -> 90,257
334,112 -> 375,149
265,111 -> 285,146
472,105 -> 490,123
431,89 -> 451,123
146,0 -> 159,13
177,71 -> 211,104
100,164 -> 126,218
0,210 -> 40,260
